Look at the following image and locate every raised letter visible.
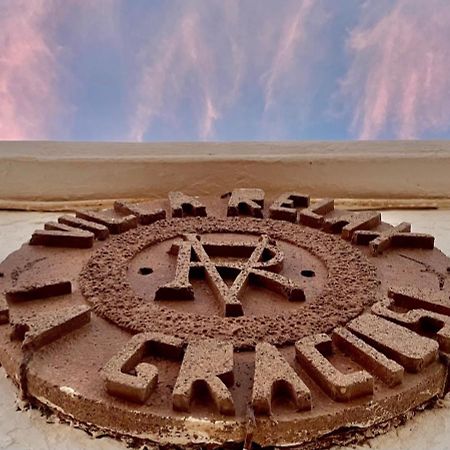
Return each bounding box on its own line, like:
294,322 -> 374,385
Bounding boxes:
101,333 -> 184,403
173,339 -> 235,415
76,210 -> 138,234
252,343 -> 311,415
299,199 -> 334,228
30,229 -> 94,248
347,313 -> 438,372
295,333 -> 373,401
332,327 -> 404,387
352,222 -> 434,255
6,280 -> 72,302
322,211 -> 381,239
10,305 -> 91,351
269,193 -> 309,222
114,200 -> 166,225
168,192 -> 207,218
58,215 -> 109,240
227,188 -> 264,218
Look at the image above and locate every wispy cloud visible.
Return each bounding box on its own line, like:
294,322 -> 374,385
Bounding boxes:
0,0 -> 121,141
130,9 -> 222,141
3,1 -> 450,142
129,0 -> 328,141
262,0 -> 315,113
129,2 -> 242,142
340,0 -> 450,139
0,0 -> 60,140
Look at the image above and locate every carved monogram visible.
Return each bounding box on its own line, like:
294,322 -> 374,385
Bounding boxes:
155,234 -> 305,316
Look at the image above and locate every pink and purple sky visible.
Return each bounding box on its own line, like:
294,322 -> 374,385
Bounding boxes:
1,0 -> 450,142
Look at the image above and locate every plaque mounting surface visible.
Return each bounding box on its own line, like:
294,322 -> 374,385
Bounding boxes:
0,191 -> 448,449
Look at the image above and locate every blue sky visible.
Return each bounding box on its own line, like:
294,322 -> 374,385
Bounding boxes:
1,0 -> 450,142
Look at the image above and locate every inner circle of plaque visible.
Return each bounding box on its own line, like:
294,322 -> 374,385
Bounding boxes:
79,217 -> 379,349
128,232 -> 327,317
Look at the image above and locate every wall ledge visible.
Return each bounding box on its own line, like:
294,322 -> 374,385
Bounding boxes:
0,141 -> 449,208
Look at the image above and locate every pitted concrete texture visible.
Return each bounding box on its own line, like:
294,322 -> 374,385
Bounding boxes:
58,215 -> 110,240
168,192 -> 207,218
113,200 -> 166,225
75,210 -> 137,234
322,210 -> 382,240
269,192 -> 310,222
102,332 -> 185,403
30,229 -> 94,248
227,188 -> 265,218
353,222 -> 435,255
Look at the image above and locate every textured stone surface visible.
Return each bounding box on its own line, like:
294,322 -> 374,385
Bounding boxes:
113,200 -> 166,225
322,211 -> 381,239
347,314 -> 439,373
332,327 -> 404,387
102,332 -> 184,403
295,333 -> 374,401
353,222 -> 435,255
75,210 -> 137,234
168,192 -> 207,218
252,342 -> 311,414
156,233 -> 304,316
6,280 -> 72,302
227,188 -> 265,218
299,198 -> 335,228
172,339 -> 235,415
269,192 -> 310,222
0,293 -> 9,324
9,304 -> 91,351
30,229 -> 94,248
372,288 -> 450,353
0,209 -> 449,450
79,217 -> 379,349
58,215 -> 110,240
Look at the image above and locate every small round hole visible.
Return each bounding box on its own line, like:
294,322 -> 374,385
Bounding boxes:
301,270 -> 315,278
139,267 -> 153,275
0,272 -> 3,278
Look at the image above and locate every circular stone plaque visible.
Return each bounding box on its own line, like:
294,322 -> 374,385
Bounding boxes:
0,190 -> 449,449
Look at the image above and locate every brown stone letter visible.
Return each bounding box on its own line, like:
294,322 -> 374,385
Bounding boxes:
332,327 -> 404,387
347,313 -> 438,372
299,198 -> 334,228
10,305 -> 91,351
102,333 -> 184,403
269,192 -> 309,222
295,333 -> 373,401
252,343 -> 311,415
114,200 -> 166,225
76,210 -> 138,234
169,192 -> 207,218
227,188 -> 264,218
322,211 -> 381,240
173,339 -> 235,415
371,288 -> 450,353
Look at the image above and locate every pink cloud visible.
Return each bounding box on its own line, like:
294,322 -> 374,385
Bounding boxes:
129,0 -> 328,141
0,0 -> 121,141
129,12 -> 200,141
262,0 -> 315,113
129,5 -> 236,142
0,0 -> 60,140
340,0 -> 450,139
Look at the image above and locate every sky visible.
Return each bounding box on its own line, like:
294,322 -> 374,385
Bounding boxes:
1,0 -> 450,142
